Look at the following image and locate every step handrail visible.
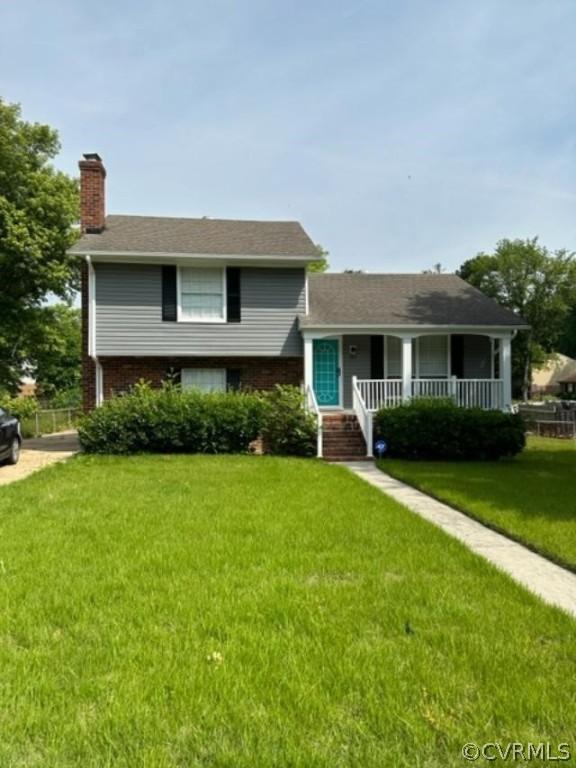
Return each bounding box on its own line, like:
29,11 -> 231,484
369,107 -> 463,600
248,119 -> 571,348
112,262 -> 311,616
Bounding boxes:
352,376 -> 373,457
304,384 -> 323,458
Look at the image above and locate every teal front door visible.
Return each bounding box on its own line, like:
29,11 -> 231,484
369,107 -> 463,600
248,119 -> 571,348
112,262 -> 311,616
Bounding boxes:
313,339 -> 340,406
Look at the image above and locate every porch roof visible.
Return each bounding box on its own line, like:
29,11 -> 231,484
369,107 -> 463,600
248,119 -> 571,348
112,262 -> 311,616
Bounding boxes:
301,274 -> 528,329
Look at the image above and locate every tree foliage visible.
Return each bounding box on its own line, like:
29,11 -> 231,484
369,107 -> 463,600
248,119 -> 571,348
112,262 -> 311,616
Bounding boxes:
457,238 -> 576,400
27,304 -> 81,400
308,243 -> 329,273
0,98 -> 79,393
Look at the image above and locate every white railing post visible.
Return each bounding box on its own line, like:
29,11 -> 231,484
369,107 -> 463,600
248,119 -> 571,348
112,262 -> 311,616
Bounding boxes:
304,384 -> 323,458
450,376 -> 458,405
352,376 -> 373,457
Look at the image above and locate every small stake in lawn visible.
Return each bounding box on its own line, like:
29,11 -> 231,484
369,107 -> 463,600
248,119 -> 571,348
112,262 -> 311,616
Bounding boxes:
375,439 -> 387,459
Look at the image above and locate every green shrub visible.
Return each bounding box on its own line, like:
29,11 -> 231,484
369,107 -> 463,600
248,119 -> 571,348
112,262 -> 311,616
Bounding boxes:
375,398 -> 526,461
0,394 -> 39,420
77,381 -> 267,455
49,387 -> 82,409
260,385 -> 317,457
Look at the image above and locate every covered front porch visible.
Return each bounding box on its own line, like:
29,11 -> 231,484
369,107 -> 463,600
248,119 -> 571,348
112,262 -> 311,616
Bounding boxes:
303,332 -> 513,413
303,331 -> 514,459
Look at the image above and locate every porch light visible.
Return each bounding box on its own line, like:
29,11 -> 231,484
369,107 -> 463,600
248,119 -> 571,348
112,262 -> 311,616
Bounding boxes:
348,345 -> 358,358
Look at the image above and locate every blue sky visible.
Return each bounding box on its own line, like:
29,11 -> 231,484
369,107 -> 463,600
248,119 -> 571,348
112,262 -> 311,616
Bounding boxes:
1,0 -> 575,272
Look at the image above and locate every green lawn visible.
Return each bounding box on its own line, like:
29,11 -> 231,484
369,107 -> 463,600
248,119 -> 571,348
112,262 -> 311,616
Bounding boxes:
379,436 -> 576,571
0,454 -> 574,767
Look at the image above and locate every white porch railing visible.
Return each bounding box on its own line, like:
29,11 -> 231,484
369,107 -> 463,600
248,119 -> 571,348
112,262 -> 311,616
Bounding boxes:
352,377 -> 373,457
355,378 -> 504,412
355,379 -> 403,410
304,384 -> 323,458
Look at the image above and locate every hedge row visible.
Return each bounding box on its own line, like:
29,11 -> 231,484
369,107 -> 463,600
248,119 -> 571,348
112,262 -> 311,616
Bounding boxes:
77,382 -> 317,457
375,398 -> 526,461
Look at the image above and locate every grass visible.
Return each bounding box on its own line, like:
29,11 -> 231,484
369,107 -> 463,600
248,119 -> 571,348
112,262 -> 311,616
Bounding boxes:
0,454 -> 574,767
379,436 -> 576,571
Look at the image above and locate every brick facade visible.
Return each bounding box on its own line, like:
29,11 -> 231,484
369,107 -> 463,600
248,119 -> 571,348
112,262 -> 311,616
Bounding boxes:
82,355 -> 304,410
78,154 -> 106,233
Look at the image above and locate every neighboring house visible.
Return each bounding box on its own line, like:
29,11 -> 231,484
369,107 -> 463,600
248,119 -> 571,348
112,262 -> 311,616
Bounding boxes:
557,373 -> 576,397
71,154 -> 527,456
532,353 -> 576,396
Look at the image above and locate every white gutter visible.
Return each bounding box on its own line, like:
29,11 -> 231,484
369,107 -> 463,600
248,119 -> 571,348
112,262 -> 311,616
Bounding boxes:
74,251 -> 318,266
85,256 -> 103,406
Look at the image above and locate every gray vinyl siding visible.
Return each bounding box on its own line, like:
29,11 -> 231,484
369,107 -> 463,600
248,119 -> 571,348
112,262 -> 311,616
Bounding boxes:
94,264 -> 305,356
342,335 -> 372,409
462,335 -> 492,378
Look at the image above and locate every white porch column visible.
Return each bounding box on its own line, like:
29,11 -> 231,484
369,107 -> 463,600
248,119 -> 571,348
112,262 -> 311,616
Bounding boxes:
500,335 -> 512,410
401,336 -> 413,403
303,335 -> 314,394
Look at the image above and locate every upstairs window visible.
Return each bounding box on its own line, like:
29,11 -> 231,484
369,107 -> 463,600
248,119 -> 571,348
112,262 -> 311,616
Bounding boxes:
180,267 -> 225,321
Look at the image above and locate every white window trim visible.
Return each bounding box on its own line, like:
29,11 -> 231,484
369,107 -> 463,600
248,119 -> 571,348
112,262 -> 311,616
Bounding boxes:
177,266 -> 227,323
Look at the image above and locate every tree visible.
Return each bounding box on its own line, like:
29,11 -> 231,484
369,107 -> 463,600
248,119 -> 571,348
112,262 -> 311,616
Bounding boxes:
26,304 -> 81,401
422,263 -> 446,274
0,98 -> 79,393
308,244 -> 329,273
457,238 -> 576,400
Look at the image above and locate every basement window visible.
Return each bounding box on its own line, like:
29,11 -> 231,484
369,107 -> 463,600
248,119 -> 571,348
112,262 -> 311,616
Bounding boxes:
181,368 -> 227,393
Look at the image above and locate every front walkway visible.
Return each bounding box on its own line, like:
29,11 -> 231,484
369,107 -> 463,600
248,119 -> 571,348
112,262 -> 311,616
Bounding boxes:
340,461 -> 576,619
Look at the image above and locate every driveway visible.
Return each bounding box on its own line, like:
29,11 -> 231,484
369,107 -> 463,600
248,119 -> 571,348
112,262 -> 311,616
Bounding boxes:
0,430 -> 81,486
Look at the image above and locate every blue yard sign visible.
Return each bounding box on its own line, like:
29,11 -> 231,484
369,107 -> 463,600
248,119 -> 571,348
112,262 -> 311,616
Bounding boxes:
374,440 -> 387,458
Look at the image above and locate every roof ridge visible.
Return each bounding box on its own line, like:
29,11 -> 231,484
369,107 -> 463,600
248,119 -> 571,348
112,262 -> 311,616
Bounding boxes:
105,213 -> 303,225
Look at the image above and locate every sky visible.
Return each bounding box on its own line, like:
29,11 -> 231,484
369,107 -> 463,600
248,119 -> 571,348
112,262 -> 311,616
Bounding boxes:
1,0 -> 575,273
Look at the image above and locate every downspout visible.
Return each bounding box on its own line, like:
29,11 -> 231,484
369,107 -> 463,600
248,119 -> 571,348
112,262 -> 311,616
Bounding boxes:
85,256 -> 103,406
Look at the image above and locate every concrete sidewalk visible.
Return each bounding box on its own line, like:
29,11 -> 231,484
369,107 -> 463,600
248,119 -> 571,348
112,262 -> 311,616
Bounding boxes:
340,461 -> 576,619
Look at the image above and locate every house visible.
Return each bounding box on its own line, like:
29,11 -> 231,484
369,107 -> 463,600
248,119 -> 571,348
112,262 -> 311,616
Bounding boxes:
71,154 -> 527,458
532,353 -> 576,397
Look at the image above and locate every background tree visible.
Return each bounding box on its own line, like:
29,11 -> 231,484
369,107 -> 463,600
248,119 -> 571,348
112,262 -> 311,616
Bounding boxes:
0,98 -> 79,394
308,244 -> 329,273
25,305 -> 81,403
422,262 -> 446,274
457,237 -> 576,400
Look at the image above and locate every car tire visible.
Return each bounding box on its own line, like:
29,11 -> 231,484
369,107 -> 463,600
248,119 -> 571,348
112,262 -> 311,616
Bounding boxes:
6,437 -> 21,465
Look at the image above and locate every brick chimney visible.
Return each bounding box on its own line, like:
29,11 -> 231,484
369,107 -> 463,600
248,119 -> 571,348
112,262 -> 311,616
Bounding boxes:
79,153 -> 106,234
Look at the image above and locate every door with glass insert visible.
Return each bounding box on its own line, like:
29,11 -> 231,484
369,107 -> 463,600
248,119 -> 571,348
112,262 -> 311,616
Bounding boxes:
313,339 -> 340,406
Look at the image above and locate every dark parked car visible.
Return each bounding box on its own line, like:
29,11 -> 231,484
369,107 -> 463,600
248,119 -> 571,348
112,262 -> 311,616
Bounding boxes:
0,407 -> 22,465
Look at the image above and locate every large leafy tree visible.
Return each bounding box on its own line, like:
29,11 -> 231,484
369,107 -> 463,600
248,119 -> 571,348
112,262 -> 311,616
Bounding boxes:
0,98 -> 79,393
457,237 -> 576,400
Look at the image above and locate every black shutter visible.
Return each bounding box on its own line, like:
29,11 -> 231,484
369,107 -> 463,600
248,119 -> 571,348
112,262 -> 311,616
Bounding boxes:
162,265 -> 177,322
226,267 -> 241,323
226,369 -> 241,391
370,336 -> 384,379
451,335 -> 464,378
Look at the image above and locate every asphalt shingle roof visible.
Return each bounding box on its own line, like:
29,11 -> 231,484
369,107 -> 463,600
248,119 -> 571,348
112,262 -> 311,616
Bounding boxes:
302,274 -> 527,328
70,215 -> 318,257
